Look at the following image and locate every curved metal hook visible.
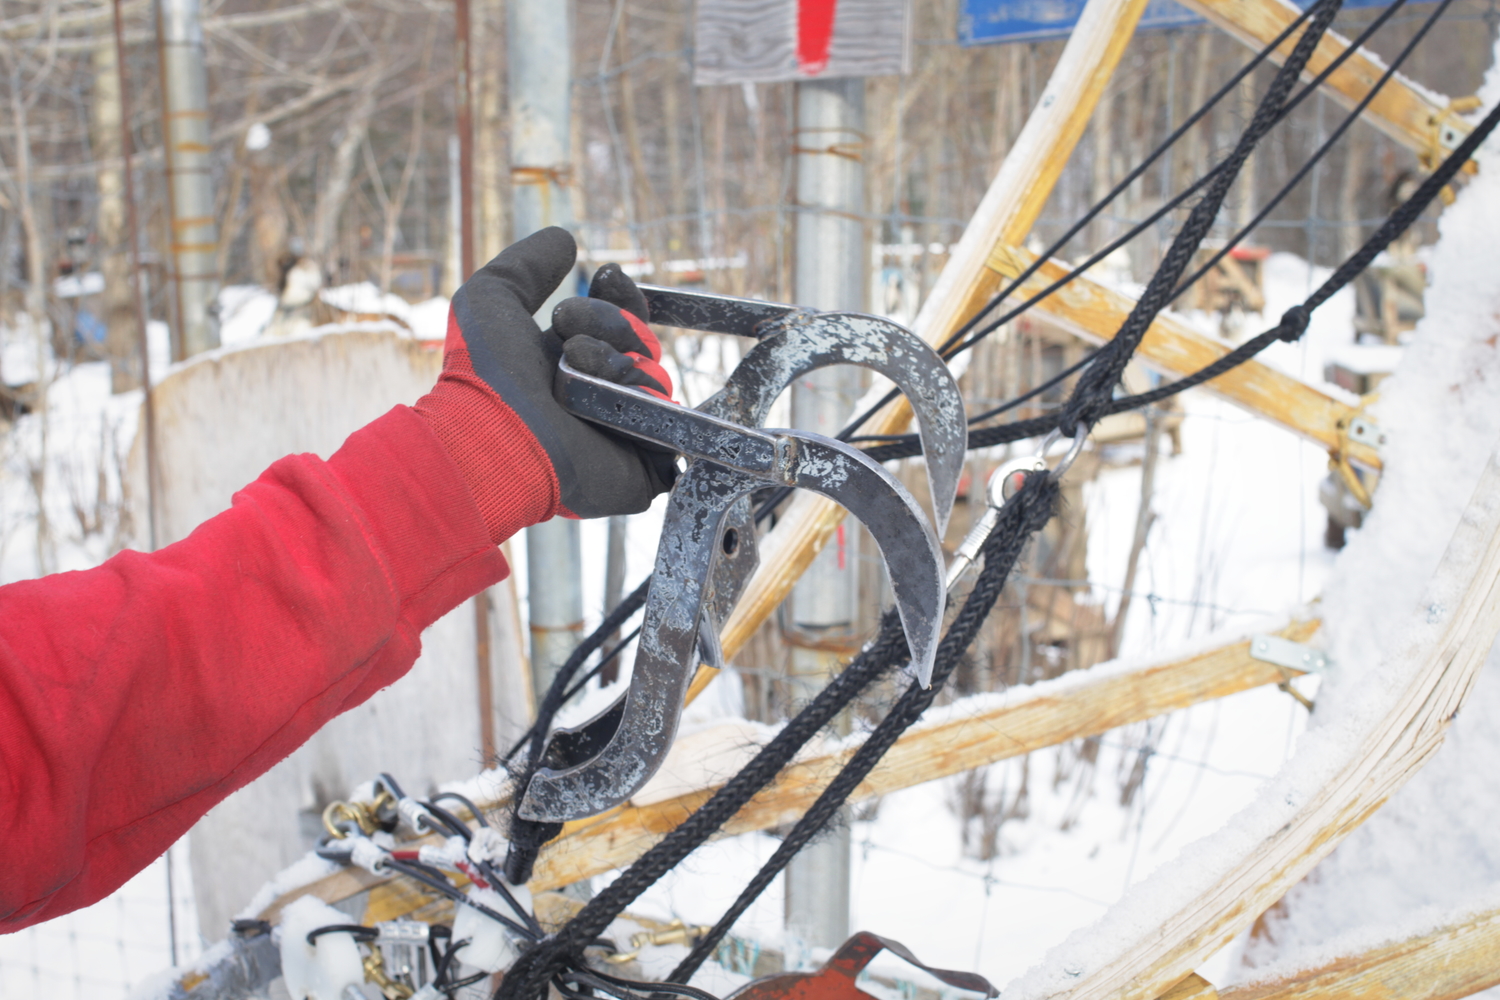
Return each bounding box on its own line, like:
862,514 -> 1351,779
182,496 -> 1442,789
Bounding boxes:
701,311 -> 967,536
523,365 -> 948,822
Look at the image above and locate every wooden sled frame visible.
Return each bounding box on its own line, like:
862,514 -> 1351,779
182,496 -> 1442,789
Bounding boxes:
250,7 -> 1492,1000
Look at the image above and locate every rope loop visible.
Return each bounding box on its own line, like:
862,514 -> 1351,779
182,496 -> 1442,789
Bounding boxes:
1277,304 -> 1311,343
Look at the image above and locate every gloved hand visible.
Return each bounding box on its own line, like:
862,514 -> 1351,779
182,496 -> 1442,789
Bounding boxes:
414,227 -> 678,543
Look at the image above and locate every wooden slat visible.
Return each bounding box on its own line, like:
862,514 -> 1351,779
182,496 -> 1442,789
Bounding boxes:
686,0 -> 1151,704
535,618 -> 1316,890
1005,456 -> 1500,1000
1176,0 -> 1466,160
1221,906 -> 1500,1000
985,245 -> 1381,470
258,616 -> 1322,927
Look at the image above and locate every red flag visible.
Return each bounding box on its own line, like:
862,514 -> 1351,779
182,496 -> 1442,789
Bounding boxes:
797,0 -> 839,75
695,0 -> 910,85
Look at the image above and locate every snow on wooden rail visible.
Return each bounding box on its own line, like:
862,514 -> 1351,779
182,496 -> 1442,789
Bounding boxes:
997,451 -> 1500,1000
256,617 -> 1319,922
1220,903 -> 1500,1000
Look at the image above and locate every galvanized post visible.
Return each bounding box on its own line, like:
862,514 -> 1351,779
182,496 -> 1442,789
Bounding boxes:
784,76 -> 866,956
154,0 -> 219,358
509,0 -> 582,701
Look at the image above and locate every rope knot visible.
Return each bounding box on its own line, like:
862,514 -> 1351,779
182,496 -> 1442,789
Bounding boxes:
1277,304 -> 1310,343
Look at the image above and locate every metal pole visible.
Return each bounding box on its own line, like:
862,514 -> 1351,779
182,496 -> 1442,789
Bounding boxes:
154,0 -> 219,359
509,0 -> 581,702
456,0 -> 476,281
456,0 -> 500,769
114,0 -> 158,552
784,76 -> 866,957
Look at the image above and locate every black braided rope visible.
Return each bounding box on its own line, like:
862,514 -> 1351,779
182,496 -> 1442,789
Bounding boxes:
491,3 -> 1493,990
863,94 -> 1500,464
667,474 -> 1062,983
495,610 -> 913,1000
501,575 -> 652,884
1058,0 -> 1342,435
1165,0 -> 1446,310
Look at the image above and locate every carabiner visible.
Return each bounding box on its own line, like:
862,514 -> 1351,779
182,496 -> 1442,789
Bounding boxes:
1037,427 -> 1088,479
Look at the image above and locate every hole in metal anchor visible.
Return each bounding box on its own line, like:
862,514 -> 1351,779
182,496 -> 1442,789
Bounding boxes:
722,528 -> 739,555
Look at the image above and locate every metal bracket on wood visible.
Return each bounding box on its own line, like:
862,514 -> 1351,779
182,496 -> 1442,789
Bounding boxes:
1249,634 -> 1330,674
1348,416 -> 1386,453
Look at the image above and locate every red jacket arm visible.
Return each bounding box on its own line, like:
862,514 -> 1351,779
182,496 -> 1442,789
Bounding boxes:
0,405 -> 508,931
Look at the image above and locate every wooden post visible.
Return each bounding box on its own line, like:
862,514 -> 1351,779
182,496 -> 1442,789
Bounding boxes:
688,0 -> 1153,703
984,244 -> 1382,470
998,455 -> 1500,1000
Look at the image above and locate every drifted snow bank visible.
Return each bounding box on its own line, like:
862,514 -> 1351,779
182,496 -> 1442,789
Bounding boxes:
1233,51 -> 1500,981
1000,43 -> 1500,1000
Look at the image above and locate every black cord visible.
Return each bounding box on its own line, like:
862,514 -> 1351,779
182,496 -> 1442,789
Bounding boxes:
864,0 -> 1438,457
951,0 -> 1410,354
431,791 -> 490,828
410,799 -> 544,936
567,967 -> 725,1000
306,923 -> 380,945
841,0 -> 1402,434
1060,0 -> 1344,434
1167,0 -> 1446,307
863,94 -> 1500,464
667,476 -> 1060,982
422,801 -> 475,841
383,858 -> 538,941
562,626 -> 642,703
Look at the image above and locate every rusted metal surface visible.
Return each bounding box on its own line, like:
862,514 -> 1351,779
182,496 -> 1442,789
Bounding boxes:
519,290 -> 967,823
520,362 -> 945,821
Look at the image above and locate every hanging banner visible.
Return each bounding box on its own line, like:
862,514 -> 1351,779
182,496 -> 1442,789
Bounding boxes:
960,0 -> 1399,45
695,0 -> 913,85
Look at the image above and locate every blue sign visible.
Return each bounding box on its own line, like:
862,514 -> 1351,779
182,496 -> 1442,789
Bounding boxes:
960,0 -> 1201,44
960,0 -> 1396,45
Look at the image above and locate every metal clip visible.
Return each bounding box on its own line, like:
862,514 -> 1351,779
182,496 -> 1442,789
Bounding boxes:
602,918 -> 712,965
1249,634 -> 1330,674
1038,427 -> 1089,479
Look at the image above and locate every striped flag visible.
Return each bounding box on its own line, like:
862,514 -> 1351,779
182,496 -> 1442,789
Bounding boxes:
694,0 -> 912,85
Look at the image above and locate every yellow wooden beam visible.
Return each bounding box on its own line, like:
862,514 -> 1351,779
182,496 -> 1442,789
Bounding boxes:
1020,457 -> 1500,1000
686,0 -> 1152,704
536,619 -> 1316,890
1221,906 -> 1500,1000
257,618 -> 1319,922
986,244 -> 1381,470
1176,0 -> 1469,164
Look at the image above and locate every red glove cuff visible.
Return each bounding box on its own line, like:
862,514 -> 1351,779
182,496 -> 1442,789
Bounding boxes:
413,317 -> 561,544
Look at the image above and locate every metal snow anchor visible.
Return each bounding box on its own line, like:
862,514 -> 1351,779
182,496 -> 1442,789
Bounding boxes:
516,288 -> 966,823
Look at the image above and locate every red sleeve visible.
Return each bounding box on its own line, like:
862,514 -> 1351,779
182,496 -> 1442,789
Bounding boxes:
0,405 -> 509,931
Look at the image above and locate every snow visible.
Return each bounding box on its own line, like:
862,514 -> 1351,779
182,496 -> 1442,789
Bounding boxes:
9,55 -> 1500,999
1227,44 -> 1500,986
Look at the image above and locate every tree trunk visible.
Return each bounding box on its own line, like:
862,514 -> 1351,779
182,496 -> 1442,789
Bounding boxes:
310,78 -> 381,270
90,37 -> 141,393
474,0 -> 507,261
